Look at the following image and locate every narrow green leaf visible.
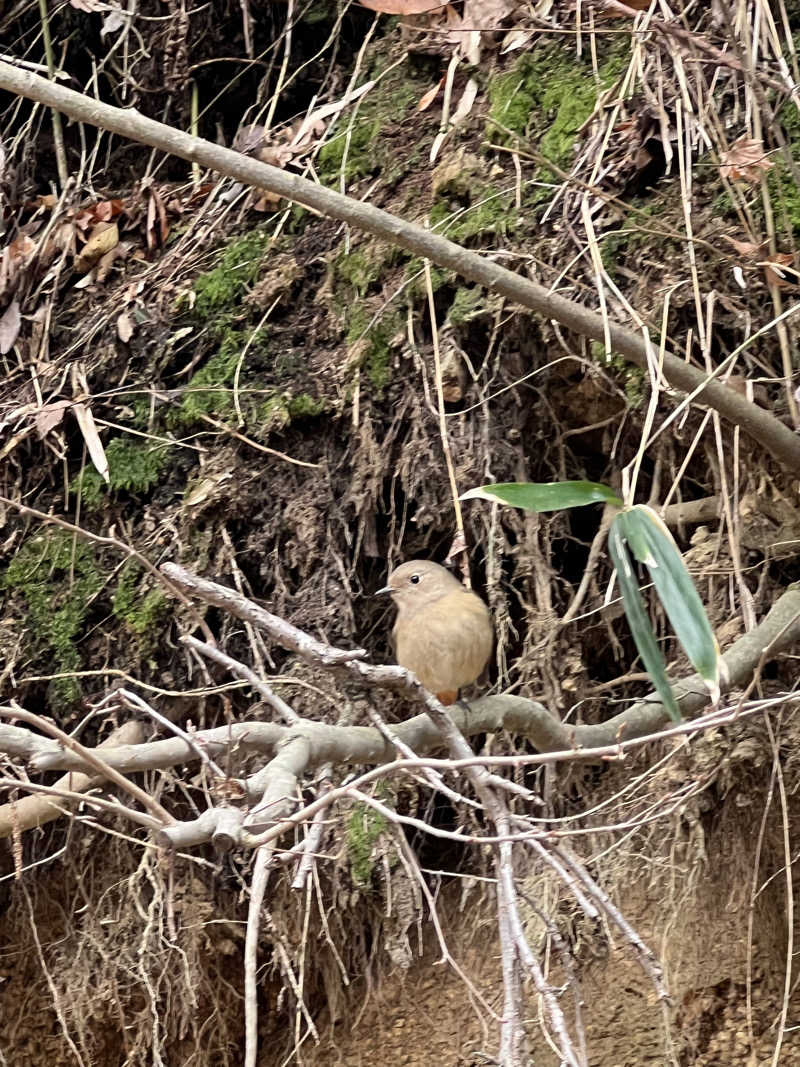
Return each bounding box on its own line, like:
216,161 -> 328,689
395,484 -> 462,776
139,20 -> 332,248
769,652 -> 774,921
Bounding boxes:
616,509 -> 655,567
461,480 -> 623,513
608,521 -> 683,722
624,505 -> 720,695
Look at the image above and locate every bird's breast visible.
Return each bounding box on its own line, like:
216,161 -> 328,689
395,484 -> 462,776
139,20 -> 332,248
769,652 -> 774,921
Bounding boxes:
393,590 -> 493,695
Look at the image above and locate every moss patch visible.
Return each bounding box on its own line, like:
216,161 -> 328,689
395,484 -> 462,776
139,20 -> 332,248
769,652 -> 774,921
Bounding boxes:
71,437 -> 168,508
447,285 -> 496,326
333,247 -> 384,296
192,230 -> 271,323
346,305 -> 401,390
113,563 -> 168,652
429,185 -> 516,242
346,803 -> 388,886
488,47 -> 628,179
317,60 -> 420,184
1,531 -> 103,707
175,332 -> 253,425
488,54 -> 541,140
766,99 -> 800,238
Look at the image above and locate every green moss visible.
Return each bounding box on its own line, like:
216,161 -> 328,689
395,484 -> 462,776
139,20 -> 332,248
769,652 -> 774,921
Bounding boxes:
317,63 -> 419,184
624,366 -> 646,408
540,79 -> 597,169
258,393 -> 291,431
488,47 -> 628,174
319,120 -> 382,183
430,186 -> 516,242
333,248 -> 383,296
346,803 -> 388,886
255,390 -> 326,430
346,306 -> 398,390
113,563 -> 168,650
175,328 -> 269,426
488,54 -> 540,139
1,532 -> 103,707
764,101 -> 800,238
287,393 -> 325,418
447,285 -> 492,325
403,257 -> 450,300
71,466 -> 106,510
193,230 -> 270,322
107,438 -> 166,493
70,438 -> 167,507
592,343 -> 646,407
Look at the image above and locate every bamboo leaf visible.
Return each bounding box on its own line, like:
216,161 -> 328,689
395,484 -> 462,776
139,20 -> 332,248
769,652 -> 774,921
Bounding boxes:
623,506 -> 720,696
608,520 -> 683,722
461,480 -> 623,512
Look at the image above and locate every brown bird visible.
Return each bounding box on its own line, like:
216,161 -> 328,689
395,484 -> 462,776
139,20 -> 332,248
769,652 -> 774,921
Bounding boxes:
376,560 -> 493,705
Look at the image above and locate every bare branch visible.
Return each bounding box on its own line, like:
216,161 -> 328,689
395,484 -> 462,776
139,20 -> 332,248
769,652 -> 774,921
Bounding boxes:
0,720 -> 143,836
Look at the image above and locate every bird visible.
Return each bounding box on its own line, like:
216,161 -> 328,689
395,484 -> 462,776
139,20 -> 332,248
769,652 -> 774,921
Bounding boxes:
375,559 -> 493,705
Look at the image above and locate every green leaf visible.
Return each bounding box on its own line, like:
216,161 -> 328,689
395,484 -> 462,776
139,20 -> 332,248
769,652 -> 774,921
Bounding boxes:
615,508 -> 654,566
621,506 -> 720,695
608,522 -> 683,722
461,481 -> 623,512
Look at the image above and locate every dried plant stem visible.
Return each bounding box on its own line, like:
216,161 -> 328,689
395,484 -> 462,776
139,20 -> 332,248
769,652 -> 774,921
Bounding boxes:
36,0 -> 68,188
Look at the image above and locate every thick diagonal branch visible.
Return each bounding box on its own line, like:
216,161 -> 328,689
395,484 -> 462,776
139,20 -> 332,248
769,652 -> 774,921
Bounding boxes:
0,61 -> 798,470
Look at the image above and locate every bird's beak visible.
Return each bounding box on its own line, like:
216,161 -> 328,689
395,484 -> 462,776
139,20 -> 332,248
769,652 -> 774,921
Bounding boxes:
374,585 -> 393,597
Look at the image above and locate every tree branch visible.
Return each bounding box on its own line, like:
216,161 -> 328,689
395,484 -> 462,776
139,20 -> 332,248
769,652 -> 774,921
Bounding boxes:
16,583 -> 800,797
0,721 -> 144,837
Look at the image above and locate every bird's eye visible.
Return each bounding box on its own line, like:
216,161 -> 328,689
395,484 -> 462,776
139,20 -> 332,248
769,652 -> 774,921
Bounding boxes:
409,574 -> 421,585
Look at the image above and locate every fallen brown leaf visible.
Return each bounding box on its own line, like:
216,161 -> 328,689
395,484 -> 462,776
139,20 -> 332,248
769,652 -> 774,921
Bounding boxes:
463,0 -> 511,31
34,399 -> 71,437
75,222 -> 119,273
417,79 -> 444,111
763,252 -> 796,288
719,137 -> 774,183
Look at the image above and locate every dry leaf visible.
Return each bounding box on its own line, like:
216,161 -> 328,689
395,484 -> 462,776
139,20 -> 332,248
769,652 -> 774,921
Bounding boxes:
101,8 -> 128,35
94,198 -> 124,222
34,399 -> 71,438
463,0 -> 511,30
603,0 -> 653,14
95,244 -> 120,284
233,124 -> 268,155
72,402 -> 110,483
721,234 -> 767,259
450,77 -> 479,126
0,300 -> 21,355
763,252 -> 796,288
719,137 -> 774,182
500,28 -> 534,53
146,187 -> 169,251
25,193 -> 58,210
417,79 -> 444,112
117,312 -> 134,342
183,470 -> 233,509
444,530 -> 467,565
252,190 -> 284,211
75,221 -> 118,273
289,81 -> 374,149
